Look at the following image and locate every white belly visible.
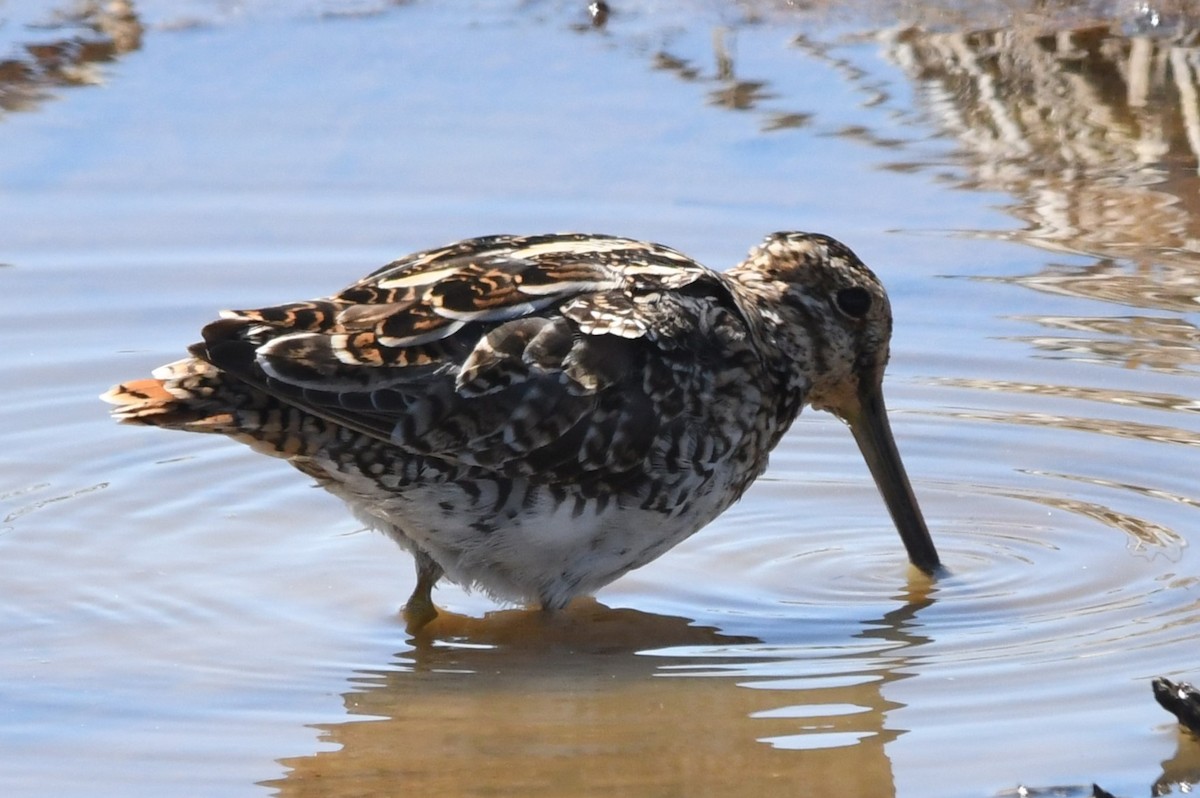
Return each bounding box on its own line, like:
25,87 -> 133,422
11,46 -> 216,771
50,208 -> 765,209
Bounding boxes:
318,463 -> 745,608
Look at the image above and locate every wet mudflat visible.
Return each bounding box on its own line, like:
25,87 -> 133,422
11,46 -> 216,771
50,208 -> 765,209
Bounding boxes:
2,1 -> 1200,796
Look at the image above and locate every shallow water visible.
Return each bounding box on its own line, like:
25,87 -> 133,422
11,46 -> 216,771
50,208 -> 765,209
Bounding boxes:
3,1 -> 1200,796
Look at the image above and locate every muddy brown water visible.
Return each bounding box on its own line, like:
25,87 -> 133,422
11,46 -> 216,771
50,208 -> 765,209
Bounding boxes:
3,2 -> 1200,796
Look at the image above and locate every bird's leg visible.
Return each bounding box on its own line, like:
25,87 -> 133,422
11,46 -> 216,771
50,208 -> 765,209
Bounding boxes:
403,549 -> 443,631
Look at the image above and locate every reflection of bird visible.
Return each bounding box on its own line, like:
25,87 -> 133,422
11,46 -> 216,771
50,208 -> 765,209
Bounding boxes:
103,232 -> 940,627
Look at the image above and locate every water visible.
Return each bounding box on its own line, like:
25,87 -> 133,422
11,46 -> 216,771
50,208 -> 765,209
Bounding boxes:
2,1 -> 1200,796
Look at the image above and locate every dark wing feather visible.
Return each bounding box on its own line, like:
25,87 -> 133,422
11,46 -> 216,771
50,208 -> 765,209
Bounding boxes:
194,233 -> 744,480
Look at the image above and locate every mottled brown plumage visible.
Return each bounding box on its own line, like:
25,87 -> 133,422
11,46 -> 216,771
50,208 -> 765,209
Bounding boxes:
103,232 -> 939,627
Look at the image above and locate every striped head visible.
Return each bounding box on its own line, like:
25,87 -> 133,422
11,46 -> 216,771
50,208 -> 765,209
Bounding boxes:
729,231 -> 894,414
728,231 -> 940,574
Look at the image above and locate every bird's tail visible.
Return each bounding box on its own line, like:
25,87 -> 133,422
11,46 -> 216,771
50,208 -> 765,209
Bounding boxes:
101,356 -> 247,434
103,355 -> 338,464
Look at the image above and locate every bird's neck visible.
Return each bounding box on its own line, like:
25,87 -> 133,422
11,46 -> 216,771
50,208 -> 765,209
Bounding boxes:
722,268 -> 812,426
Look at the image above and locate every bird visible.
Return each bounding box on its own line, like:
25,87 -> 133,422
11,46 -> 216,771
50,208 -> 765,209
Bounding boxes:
102,231 -> 941,628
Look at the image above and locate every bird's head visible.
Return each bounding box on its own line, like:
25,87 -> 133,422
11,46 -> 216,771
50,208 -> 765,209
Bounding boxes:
729,232 -> 941,574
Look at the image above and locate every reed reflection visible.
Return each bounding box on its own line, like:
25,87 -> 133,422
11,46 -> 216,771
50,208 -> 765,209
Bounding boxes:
1006,314 -> 1200,375
0,0 -> 142,116
651,28 -> 802,124
992,265 -> 1200,372
265,582 -> 937,798
883,19 -> 1200,326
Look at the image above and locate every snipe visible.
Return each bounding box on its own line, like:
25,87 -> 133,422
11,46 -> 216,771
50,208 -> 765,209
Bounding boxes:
103,232 -> 940,628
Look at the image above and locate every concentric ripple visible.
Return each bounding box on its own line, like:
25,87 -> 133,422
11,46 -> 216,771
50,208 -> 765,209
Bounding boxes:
677,472 -> 1198,662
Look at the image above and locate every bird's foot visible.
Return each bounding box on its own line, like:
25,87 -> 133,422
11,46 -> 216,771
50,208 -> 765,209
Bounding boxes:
402,594 -> 440,633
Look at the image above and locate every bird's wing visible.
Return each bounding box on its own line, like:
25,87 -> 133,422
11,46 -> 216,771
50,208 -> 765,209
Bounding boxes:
193,234 -> 751,479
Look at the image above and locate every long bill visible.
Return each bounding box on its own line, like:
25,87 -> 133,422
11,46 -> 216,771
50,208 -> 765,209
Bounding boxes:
843,383 -> 941,574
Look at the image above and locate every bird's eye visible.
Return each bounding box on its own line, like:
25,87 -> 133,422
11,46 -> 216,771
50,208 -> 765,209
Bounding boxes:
835,287 -> 872,318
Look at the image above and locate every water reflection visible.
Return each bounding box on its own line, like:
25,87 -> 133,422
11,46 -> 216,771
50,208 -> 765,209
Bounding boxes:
935,377 -> 1200,413
885,21 -> 1200,179
1005,314 -> 1200,374
989,258 -> 1200,315
883,18 -> 1200,274
937,405 -> 1200,448
650,27 -> 799,123
0,0 -> 142,115
265,584 -> 934,797
707,27 -> 773,111
1156,729 -> 1200,795
876,14 -> 1200,424
992,261 -> 1200,376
